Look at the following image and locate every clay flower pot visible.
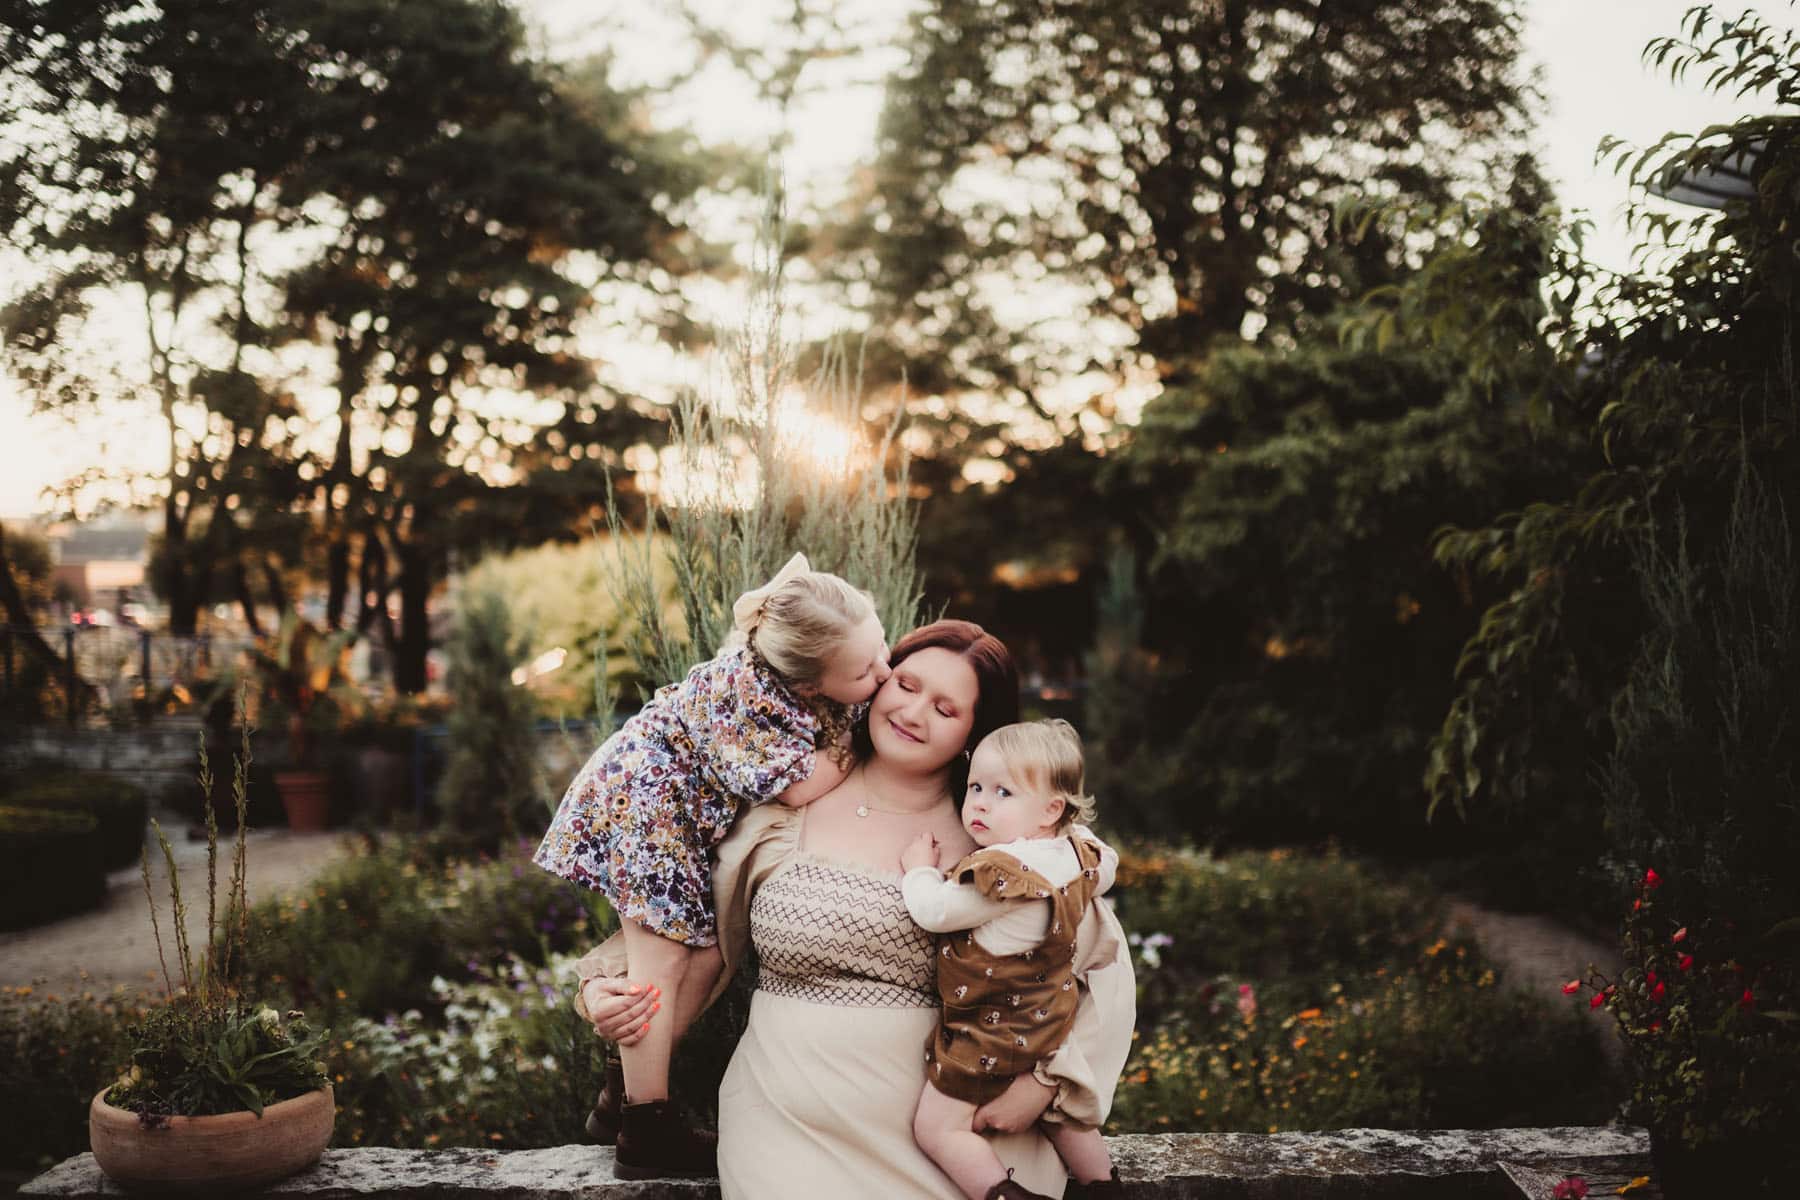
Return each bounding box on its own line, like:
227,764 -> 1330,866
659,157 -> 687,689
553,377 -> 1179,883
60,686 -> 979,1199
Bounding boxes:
89,1085 -> 334,1193
274,769 -> 332,832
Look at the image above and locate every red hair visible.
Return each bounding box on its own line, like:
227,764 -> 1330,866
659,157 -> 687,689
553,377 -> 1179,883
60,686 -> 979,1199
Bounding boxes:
853,619 -> 1019,795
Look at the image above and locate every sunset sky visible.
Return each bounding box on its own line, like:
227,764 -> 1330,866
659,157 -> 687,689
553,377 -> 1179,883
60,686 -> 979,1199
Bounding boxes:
1,0 -> 1789,519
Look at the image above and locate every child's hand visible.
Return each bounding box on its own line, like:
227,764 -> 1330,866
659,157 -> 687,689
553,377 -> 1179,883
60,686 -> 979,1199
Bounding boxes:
900,831 -> 940,873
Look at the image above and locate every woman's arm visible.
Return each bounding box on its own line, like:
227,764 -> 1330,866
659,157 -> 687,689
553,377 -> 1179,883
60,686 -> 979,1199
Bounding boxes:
774,744 -> 852,807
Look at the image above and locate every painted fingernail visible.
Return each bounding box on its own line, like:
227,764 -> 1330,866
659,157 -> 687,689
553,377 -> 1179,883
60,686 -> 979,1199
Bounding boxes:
640,1021 -> 651,1032
651,1002 -> 662,1012
628,985 -> 641,994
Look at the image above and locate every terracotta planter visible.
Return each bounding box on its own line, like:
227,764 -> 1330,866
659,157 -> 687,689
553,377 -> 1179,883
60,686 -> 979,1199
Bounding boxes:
274,770 -> 331,832
89,1085 -> 334,1193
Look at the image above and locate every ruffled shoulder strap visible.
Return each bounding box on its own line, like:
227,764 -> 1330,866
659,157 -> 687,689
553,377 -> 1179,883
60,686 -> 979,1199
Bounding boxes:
955,847 -> 1056,902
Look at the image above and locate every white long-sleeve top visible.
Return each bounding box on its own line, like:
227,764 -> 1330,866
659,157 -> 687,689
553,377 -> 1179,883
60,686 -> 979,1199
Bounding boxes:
901,826 -> 1118,956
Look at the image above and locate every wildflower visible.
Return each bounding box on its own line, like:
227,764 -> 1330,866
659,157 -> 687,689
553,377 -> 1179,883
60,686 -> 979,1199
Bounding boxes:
1618,1176 -> 1650,1194
1739,987 -> 1756,1011
1562,980 -> 1582,995
1296,1008 -> 1322,1020
1670,927 -> 1687,944
1678,954 -> 1693,972
1632,899 -> 1642,912
1650,981 -> 1666,1001
1590,993 -> 1606,1009
1553,1177 -> 1589,1199
1643,868 -> 1661,889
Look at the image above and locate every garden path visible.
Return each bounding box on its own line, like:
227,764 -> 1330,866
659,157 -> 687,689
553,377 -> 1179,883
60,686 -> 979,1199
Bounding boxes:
0,828 -> 354,1001
1446,899 -> 1624,1064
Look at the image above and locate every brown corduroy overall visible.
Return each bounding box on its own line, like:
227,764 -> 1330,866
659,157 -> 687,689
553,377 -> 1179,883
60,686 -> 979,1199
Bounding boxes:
924,835 -> 1107,1106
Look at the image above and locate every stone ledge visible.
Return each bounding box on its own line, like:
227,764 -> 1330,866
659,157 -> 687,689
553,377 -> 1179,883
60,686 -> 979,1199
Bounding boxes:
21,1127 -> 1650,1199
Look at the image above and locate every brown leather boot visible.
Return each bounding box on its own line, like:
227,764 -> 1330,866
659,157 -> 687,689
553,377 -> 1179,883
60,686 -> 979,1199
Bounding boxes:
612,1098 -> 719,1181
984,1171 -> 1056,1200
583,1052 -> 624,1144
1065,1167 -> 1126,1197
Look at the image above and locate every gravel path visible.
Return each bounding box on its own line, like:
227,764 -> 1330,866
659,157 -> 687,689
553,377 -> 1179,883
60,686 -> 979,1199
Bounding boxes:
0,827 -> 355,1001
1446,899 -> 1624,1064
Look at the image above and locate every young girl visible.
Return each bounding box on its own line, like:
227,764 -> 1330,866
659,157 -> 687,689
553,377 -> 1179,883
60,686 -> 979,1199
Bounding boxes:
899,719 -> 1125,1200
534,552 -> 889,1180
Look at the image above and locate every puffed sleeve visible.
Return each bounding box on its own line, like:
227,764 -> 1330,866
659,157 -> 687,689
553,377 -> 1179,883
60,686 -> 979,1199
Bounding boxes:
570,802 -> 801,1021
689,651 -> 818,804
1031,898 -> 1136,1128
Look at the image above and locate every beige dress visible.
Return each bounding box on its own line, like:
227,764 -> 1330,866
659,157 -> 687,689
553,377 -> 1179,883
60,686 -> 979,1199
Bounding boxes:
575,804 -> 1137,1199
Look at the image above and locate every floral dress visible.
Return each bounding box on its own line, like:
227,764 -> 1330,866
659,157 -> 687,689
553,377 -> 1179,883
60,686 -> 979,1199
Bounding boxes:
533,646 -> 835,946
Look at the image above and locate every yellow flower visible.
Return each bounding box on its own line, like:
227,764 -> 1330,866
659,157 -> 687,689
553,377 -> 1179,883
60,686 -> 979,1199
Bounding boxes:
1618,1178 -> 1650,1195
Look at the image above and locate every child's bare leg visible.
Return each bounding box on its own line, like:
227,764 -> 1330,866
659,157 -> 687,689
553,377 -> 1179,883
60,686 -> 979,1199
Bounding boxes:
669,944 -> 722,1039
1046,1122 -> 1114,1184
616,918 -> 689,1101
914,1081 -> 1008,1200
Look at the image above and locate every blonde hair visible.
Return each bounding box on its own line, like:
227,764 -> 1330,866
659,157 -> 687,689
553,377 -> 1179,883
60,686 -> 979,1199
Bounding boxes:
721,552 -> 877,686
979,718 -> 1096,830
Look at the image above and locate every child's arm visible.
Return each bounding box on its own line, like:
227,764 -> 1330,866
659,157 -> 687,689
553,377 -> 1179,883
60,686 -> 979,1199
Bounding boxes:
899,836 -> 1021,933
771,736 -> 853,808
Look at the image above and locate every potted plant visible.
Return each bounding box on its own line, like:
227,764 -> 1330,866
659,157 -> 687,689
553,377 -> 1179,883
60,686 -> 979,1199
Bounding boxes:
91,713 -> 335,1192
1564,868 -> 1798,1198
247,613 -> 361,832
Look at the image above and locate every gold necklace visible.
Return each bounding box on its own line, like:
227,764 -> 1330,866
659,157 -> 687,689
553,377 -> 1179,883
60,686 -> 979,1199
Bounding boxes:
854,765 -> 947,819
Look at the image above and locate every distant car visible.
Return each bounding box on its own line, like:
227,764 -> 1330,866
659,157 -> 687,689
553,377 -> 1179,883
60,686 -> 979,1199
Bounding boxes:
70,609 -> 116,628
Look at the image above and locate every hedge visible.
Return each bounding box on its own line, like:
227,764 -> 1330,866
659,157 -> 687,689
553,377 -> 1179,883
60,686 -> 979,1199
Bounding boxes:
0,805 -> 106,930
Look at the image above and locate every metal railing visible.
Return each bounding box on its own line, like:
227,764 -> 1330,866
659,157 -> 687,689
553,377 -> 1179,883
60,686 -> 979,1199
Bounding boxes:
1,625 -> 258,726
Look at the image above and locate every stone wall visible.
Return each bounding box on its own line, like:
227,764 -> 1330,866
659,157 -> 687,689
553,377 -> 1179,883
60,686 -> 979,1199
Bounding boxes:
23,1127 -> 1651,1199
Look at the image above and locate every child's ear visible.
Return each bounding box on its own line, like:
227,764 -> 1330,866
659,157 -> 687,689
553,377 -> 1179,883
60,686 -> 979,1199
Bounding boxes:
1042,794 -> 1067,828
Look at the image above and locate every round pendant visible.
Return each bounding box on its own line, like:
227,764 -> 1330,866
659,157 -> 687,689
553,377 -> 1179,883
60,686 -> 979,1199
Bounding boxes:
856,804 -> 870,818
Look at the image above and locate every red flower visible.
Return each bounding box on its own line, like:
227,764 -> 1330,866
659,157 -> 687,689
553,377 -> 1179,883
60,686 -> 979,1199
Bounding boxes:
1649,1020 -> 1663,1033
1651,981 -> 1666,1001
1678,954 -> 1694,972
1562,980 -> 1582,995
1644,868 -> 1662,889
1740,988 -> 1756,1011
1590,993 -> 1606,1009
1632,898 -> 1642,912
1646,970 -> 1658,986
1554,1177 -> 1590,1199
1671,927 -> 1687,944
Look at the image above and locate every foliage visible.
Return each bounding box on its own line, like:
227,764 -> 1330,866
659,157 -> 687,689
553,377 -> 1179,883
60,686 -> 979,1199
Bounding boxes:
104,711 -> 332,1119
0,805 -> 105,930
599,199 -> 924,702
235,838 -> 608,1030
0,984 -> 142,1172
852,0 -> 1537,428
0,0 -> 702,666
1110,846 -> 1612,1133
3,769 -> 148,872
1564,871 -> 1799,1188
437,586 -> 545,849
1421,7 -> 1800,829
1092,295 -> 1586,854
241,614 -> 364,767
106,1001 -> 328,1120
1112,942 -> 1608,1133
462,536 -> 670,718
325,953 -> 610,1149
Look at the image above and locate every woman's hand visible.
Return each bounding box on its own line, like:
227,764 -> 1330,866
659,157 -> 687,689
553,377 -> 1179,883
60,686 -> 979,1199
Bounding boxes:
580,976 -> 661,1045
899,831 -> 940,873
972,1073 -> 1055,1134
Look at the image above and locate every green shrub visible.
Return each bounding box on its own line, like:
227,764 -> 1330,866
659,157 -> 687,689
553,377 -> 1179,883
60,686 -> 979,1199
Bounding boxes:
1110,939 -> 1611,1134
326,952 -> 610,1149
0,985 -> 140,1172
235,846 -> 450,1028
1111,845 -> 1440,1028
0,806 -> 105,930
6,771 -> 148,872
437,586 -> 544,851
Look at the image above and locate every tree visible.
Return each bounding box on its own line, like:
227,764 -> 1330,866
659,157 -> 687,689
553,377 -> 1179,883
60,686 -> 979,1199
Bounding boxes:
438,583 -> 542,849
853,0 -> 1537,416
266,0 -> 700,692
0,0 -> 319,634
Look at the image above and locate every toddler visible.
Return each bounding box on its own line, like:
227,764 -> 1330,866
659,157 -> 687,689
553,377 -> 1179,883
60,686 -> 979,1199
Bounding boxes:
535,552 -> 889,1179
900,719 -> 1123,1200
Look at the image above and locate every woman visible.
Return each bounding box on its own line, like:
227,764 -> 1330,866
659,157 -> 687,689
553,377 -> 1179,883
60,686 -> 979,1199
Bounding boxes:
573,620 -> 1135,1198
